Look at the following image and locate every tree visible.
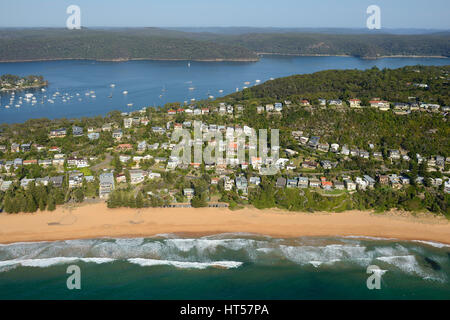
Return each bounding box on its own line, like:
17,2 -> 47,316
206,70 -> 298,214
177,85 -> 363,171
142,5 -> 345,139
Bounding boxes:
47,195 -> 56,211
39,198 -> 46,211
135,193 -> 144,208
74,189 -> 84,203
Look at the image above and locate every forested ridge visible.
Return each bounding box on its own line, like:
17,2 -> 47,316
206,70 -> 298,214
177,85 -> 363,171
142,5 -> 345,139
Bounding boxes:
223,65 -> 450,106
0,28 -> 448,62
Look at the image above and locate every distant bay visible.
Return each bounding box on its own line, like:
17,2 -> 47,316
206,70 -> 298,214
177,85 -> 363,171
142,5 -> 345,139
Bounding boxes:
0,55 -> 448,124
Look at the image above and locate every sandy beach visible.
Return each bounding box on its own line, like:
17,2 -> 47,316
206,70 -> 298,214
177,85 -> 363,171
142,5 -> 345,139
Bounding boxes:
0,203 -> 449,244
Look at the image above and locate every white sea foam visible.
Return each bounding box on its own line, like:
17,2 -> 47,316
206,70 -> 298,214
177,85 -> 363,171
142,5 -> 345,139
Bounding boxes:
0,236 -> 448,281
279,244 -> 367,266
127,258 -> 243,269
376,255 -> 444,282
342,235 -> 399,241
411,240 -> 450,249
0,257 -> 115,270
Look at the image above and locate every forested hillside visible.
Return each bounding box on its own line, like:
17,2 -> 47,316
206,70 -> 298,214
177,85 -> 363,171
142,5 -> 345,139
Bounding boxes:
0,29 -> 258,62
223,65 -> 450,106
0,28 -> 448,62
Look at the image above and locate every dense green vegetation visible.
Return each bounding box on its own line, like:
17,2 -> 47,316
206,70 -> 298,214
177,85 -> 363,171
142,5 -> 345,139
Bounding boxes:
214,32 -> 450,58
223,65 -> 450,105
0,28 -> 448,62
0,29 -> 257,62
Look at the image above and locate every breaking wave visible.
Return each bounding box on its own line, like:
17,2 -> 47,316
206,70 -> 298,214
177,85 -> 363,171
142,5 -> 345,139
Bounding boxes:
128,258 -> 243,269
0,234 -> 448,281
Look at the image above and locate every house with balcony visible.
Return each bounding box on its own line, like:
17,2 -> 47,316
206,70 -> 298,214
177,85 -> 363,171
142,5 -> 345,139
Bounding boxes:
99,172 -> 115,199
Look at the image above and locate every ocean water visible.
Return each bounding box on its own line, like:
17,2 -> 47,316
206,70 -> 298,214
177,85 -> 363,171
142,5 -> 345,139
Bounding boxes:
0,56 -> 448,124
0,234 -> 449,299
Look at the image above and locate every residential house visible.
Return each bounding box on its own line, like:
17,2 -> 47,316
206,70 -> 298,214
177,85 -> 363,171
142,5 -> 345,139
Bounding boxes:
67,157 -> 89,168
99,172 -> 115,199
235,175 -> 248,194
137,141 -> 147,152
0,180 -> 13,191
286,177 -> 298,188
302,161 -> 317,169
321,177 -> 333,190
116,144 -> 133,152
308,136 -> 320,148
363,175 -> 376,188
183,188 -> 195,200
330,143 -> 340,153
298,177 -> 309,188
389,150 -> 401,160
309,178 -> 321,188
20,178 -> 35,189
102,123 -> 113,132
152,127 -> 166,134
129,170 -> 146,184
317,143 -> 330,152
87,132 -> 100,140
328,99 -> 343,106
340,145 -> 350,156
444,180 -> 450,194
72,126 -> 83,137
112,129 -> 123,140
349,99 -> 362,108
20,143 -> 31,152
49,128 -> 67,138
68,172 -> 84,188
300,99 -> 310,107
344,179 -> 356,191
389,174 -> 402,189
224,176 -> 234,191
38,159 -> 52,167
321,160 -> 332,170
49,176 -> 64,188
249,176 -> 261,186
36,177 -> 49,186
265,104 -> 274,112
334,181 -> 345,190
23,159 -> 37,166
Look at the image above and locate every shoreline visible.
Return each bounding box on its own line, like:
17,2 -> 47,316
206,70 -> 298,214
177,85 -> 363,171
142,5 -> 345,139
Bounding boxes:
0,203 -> 449,245
0,57 -> 260,64
0,82 -> 48,92
256,52 -> 448,59
0,54 -> 448,64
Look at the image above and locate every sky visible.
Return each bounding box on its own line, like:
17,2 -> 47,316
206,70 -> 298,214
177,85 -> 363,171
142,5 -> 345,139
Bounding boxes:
0,0 -> 449,29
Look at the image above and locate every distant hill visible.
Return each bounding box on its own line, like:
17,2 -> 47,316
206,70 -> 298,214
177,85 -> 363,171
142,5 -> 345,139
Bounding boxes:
168,27 -> 450,35
0,28 -> 258,62
212,33 -> 450,58
0,28 -> 448,62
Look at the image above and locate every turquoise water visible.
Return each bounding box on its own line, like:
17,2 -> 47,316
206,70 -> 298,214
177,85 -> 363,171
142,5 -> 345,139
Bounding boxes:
0,56 -> 448,124
0,234 -> 449,299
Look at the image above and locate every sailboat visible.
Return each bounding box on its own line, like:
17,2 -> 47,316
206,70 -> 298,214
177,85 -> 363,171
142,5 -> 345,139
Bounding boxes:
188,62 -> 191,68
